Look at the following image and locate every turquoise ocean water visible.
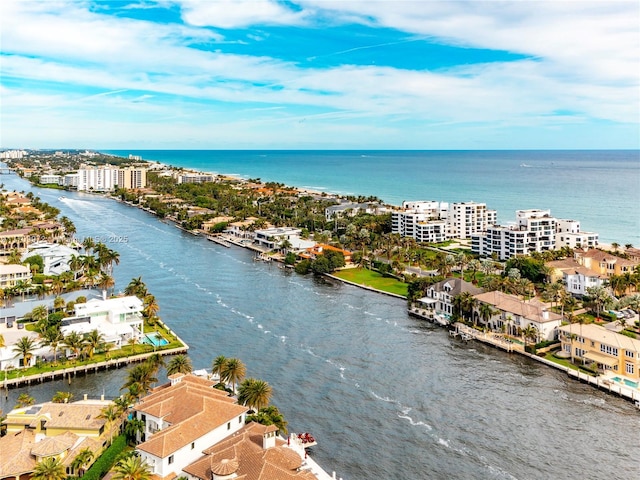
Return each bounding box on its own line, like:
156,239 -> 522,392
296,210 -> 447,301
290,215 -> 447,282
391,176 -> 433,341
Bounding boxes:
105,150 -> 640,245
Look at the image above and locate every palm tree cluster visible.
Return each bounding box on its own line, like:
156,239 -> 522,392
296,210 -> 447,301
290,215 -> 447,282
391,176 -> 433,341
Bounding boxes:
211,355 -> 246,394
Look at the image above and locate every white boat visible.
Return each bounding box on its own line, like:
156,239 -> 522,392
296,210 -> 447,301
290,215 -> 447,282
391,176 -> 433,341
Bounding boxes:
58,196 -> 67,201
520,163 -> 532,168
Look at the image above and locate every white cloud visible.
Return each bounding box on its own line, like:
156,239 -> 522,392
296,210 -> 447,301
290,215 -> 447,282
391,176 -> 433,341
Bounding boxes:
176,0 -> 306,28
1,0 -> 638,149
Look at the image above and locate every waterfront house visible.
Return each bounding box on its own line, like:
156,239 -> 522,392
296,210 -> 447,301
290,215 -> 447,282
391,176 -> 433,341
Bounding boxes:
473,291 -> 563,342
60,295 -> 144,350
254,227 -> 302,250
183,422 -> 317,480
133,373 -> 249,477
415,278 -> 482,323
0,398 -> 117,479
133,373 -> 329,480
558,323 -> 640,380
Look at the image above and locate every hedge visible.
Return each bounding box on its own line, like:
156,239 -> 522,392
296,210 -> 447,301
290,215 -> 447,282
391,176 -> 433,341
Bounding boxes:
82,434 -> 128,480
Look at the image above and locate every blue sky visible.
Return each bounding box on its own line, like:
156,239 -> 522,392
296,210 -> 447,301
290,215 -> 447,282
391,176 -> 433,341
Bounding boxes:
1,0 -> 638,149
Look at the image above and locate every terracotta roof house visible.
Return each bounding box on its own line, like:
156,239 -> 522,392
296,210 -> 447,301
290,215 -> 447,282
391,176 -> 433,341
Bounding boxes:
183,422 -> 316,480
0,399 -> 115,480
133,373 -> 333,480
473,291 -> 563,342
574,248 -> 639,277
134,373 -> 249,478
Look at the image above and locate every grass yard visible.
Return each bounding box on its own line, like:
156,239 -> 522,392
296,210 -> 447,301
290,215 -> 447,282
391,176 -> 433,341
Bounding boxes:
333,268 -> 408,297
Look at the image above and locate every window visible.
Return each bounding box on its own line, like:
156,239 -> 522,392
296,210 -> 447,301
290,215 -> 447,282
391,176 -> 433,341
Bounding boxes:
239,416 -> 242,424
625,350 -> 634,358
191,442 -> 195,450
626,363 -> 634,375
600,344 -> 618,357
227,422 -> 231,430
168,455 -> 174,465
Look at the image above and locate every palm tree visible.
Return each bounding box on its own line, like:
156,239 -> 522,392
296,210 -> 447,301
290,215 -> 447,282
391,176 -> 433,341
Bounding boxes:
98,404 -> 121,445
82,237 -> 95,256
122,363 -> 157,399
31,457 -> 67,480
15,393 -> 35,408
98,273 -> 115,297
221,358 -> 246,394
166,354 -> 193,375
125,277 -> 147,298
247,405 -> 288,434
62,331 -> 85,363
12,336 -> 38,368
112,455 -> 151,480
83,329 -> 105,359
124,417 -> 145,445
212,355 -> 227,382
52,391 -> 74,403
31,305 -> 48,325
70,448 -> 93,477
237,378 -> 272,412
53,296 -> 65,312
478,303 -> 495,328
143,295 -> 160,318
41,327 -> 64,365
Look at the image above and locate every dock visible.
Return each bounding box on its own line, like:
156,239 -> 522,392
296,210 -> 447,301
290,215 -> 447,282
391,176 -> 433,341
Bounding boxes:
207,235 -> 231,248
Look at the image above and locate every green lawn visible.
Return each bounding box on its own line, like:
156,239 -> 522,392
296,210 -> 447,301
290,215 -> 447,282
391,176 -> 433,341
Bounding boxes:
333,268 -> 408,297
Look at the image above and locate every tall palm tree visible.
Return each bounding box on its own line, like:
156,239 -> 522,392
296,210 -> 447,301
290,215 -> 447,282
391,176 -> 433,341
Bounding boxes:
70,448 -> 93,477
112,455 -> 151,480
98,273 -> 115,297
238,378 -> 272,412
220,357 -> 246,394
98,404 -> 121,445
62,331 -> 85,363
166,354 -> 192,375
83,329 -> 105,359
212,355 -> 227,382
12,336 -> 38,368
41,327 -> 64,365
31,457 -> 67,480
125,277 -> 147,298
478,303 -> 495,328
143,295 -> 160,318
122,363 -> 157,399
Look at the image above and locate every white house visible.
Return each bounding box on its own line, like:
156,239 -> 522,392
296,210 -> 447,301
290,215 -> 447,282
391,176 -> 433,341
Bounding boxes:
253,227 -> 302,250
21,241 -> 80,276
415,278 -> 482,323
60,296 -> 144,349
134,374 -> 248,478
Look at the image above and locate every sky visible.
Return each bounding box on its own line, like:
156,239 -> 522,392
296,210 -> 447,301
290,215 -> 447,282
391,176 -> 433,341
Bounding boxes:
1,0 -> 639,150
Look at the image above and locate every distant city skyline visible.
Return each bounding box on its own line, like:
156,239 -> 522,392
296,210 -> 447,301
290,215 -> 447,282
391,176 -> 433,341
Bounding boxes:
1,1 -> 639,150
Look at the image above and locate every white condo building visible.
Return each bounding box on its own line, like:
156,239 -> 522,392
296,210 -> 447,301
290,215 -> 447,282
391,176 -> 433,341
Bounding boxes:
392,200 -> 495,243
472,209 -> 599,260
77,166 -> 119,192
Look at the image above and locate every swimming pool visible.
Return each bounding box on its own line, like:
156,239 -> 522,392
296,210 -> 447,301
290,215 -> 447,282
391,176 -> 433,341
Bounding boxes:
611,376 -> 639,389
143,332 -> 169,347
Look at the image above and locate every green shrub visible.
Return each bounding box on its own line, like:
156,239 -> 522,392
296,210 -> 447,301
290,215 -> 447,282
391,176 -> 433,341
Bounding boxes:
620,330 -> 637,339
82,434 -> 127,480
535,340 -> 560,349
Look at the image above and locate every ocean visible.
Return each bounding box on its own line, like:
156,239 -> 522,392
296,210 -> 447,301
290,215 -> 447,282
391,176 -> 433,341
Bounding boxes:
105,150 -> 640,245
